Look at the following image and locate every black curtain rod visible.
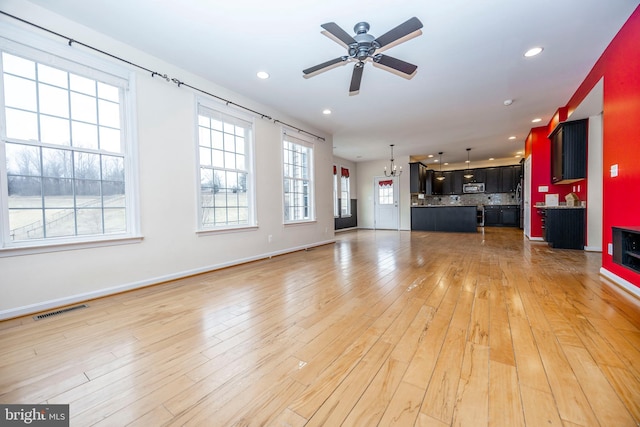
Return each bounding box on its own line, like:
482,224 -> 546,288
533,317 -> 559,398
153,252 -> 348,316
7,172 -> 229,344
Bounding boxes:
0,10 -> 326,142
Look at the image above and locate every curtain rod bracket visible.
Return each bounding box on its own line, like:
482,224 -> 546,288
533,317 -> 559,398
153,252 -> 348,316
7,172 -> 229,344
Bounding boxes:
68,39 -> 74,46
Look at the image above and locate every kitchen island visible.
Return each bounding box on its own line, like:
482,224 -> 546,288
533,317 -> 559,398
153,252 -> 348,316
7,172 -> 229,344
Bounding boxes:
411,205 -> 477,232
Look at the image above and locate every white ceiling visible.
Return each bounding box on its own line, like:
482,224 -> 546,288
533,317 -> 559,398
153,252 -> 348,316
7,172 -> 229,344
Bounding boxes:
21,0 -> 639,167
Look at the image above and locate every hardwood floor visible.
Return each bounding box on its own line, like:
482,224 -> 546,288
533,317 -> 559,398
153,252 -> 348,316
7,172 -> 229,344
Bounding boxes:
1,228 -> 640,426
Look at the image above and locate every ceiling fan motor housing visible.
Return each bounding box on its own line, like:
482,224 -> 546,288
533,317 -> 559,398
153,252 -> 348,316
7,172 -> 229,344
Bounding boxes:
350,22 -> 380,60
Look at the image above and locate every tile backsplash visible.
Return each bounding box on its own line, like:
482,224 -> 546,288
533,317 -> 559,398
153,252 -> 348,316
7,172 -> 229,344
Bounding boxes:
412,192 -> 518,206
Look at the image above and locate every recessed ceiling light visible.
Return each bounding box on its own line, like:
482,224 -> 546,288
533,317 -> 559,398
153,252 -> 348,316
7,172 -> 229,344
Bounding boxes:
524,47 -> 543,57
322,109 -> 332,115
532,118 -> 542,123
444,162 -> 449,166
489,157 -> 495,161
256,71 -> 269,79
508,136 -> 516,140
503,99 -> 513,106
465,160 -> 470,163
515,155 -> 522,158
428,154 -> 434,158
434,159 -> 439,163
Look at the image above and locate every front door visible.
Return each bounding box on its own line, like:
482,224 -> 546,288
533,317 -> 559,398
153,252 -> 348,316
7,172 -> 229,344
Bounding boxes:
374,177 -> 399,230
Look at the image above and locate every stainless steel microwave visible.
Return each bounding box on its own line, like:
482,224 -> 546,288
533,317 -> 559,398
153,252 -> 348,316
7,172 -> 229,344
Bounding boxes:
463,183 -> 485,193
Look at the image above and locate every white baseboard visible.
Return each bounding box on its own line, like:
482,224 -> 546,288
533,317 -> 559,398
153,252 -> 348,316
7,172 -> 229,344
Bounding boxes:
584,246 -> 603,252
599,267 -> 640,300
528,236 -> 545,241
0,239 -> 336,321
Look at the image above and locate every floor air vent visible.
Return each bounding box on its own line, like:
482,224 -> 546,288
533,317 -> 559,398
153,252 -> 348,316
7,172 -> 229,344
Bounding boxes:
33,304 -> 88,320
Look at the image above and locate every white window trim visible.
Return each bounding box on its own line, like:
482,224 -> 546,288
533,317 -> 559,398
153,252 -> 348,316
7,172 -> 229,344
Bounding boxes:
195,97 -> 257,232
282,128 -> 315,225
0,24 -> 141,256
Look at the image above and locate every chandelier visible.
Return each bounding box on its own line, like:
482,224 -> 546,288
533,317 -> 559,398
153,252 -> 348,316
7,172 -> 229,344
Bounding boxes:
384,144 -> 402,177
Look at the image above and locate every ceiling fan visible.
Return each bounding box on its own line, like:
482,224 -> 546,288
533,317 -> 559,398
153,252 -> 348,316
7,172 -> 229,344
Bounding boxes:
303,17 -> 423,95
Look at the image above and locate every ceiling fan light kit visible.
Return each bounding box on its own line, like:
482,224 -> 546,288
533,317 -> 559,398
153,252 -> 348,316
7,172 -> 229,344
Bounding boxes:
303,17 -> 423,95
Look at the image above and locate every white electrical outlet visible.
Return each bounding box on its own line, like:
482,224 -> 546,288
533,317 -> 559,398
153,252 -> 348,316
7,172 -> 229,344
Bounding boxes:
608,243 -> 613,255
611,164 -> 619,177
268,235 -> 272,243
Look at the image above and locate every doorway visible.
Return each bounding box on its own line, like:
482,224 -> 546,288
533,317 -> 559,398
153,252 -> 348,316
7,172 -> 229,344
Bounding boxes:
374,177 -> 399,230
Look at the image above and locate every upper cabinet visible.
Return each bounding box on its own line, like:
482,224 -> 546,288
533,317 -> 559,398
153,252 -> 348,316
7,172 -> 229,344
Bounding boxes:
409,162 -> 432,194
550,119 -> 588,184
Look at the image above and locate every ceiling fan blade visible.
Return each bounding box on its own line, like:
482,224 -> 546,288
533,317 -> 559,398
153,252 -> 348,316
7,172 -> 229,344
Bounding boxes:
374,17 -> 423,49
373,54 -> 418,77
303,56 -> 348,76
321,22 -> 357,46
349,62 -> 364,95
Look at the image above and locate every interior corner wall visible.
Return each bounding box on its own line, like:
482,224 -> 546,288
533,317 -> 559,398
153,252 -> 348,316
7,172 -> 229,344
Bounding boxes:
0,3 -> 335,318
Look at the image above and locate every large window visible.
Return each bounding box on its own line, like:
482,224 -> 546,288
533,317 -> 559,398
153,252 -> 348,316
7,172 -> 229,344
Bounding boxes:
0,39 -> 136,251
197,102 -> 254,230
283,132 -> 314,223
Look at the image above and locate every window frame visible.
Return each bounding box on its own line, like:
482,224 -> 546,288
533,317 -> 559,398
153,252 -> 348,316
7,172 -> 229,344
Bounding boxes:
195,98 -> 256,233
0,27 -> 140,257
282,129 -> 315,225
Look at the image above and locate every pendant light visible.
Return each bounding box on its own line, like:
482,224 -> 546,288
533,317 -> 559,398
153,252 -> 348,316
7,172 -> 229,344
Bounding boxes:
384,144 -> 402,177
436,152 -> 445,181
463,148 -> 474,179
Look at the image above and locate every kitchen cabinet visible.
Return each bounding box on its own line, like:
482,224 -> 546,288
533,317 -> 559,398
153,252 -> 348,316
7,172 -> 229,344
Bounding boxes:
431,164 -> 521,195
485,168 -> 501,193
412,206 -> 477,232
465,168 -> 485,184
410,162 -> 433,195
410,162 -> 426,193
433,171 -> 453,195
501,165 -> 521,192
483,205 -> 520,227
544,208 -> 585,249
550,119 -> 587,183
451,170 -> 464,194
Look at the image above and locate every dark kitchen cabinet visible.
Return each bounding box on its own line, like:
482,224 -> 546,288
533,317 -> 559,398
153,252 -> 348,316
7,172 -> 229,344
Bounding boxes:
483,205 -> 520,227
550,119 -> 588,183
434,171 -> 454,195
410,162 -> 433,195
410,162 -> 426,193
500,206 -> 519,226
544,208 -> 585,249
500,166 -> 521,192
465,168 -> 485,184
485,168 -> 501,193
484,206 -> 501,226
451,170 -> 464,194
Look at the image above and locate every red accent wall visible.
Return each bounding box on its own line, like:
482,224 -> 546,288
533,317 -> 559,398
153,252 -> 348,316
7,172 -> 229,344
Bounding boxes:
528,5 -> 640,287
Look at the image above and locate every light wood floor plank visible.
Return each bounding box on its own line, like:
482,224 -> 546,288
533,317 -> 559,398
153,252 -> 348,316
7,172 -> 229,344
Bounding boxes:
0,228 -> 638,426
